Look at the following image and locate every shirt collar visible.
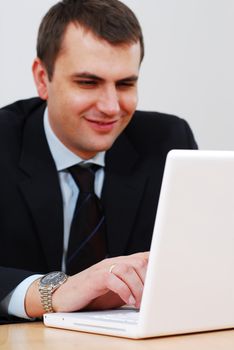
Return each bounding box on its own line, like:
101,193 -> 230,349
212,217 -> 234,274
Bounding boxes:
43,108 -> 105,171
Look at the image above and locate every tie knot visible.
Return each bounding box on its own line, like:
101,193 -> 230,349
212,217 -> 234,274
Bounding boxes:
68,163 -> 100,193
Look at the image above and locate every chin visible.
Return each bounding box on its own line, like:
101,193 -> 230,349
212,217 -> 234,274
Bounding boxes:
92,139 -> 117,153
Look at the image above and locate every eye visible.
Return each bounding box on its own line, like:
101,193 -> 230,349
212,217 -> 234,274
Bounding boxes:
116,81 -> 137,89
75,80 -> 98,88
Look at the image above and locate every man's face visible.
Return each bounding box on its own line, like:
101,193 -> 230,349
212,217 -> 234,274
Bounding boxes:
34,23 -> 141,159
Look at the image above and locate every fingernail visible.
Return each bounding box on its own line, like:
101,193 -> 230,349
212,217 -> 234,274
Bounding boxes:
128,295 -> 136,305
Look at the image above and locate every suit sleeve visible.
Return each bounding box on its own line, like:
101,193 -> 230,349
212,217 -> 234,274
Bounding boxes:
0,267 -> 36,323
0,267 -> 36,300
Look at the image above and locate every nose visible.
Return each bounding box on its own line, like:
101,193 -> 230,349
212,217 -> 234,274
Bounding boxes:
96,85 -> 120,116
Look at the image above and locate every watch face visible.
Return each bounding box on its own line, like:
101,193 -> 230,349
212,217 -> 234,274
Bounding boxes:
41,271 -> 66,286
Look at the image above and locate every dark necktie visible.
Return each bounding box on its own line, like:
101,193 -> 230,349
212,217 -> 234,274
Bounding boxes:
66,163 -> 107,275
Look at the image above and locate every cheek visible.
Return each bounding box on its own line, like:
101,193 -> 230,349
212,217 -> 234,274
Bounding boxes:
121,91 -> 138,113
65,91 -> 97,115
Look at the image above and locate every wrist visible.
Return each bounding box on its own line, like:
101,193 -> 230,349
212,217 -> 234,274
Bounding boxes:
25,278 -> 44,318
25,272 -> 68,318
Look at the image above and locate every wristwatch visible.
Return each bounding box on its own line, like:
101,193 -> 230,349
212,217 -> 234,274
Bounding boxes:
38,271 -> 68,313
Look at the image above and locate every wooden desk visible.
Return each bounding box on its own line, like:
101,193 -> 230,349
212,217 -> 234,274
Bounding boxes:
0,322 -> 233,350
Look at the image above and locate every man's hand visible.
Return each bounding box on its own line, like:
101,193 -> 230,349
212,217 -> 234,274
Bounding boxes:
25,252 -> 149,318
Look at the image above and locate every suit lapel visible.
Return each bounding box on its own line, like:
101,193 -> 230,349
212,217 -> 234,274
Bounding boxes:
18,105 -> 64,271
103,132 -> 149,257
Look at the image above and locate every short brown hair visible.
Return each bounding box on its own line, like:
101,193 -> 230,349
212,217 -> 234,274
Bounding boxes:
37,0 -> 144,80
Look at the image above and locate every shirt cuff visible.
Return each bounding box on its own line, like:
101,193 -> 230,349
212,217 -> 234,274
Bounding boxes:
1,274 -> 43,319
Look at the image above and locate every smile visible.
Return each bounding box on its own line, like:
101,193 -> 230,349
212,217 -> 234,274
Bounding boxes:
85,118 -> 118,132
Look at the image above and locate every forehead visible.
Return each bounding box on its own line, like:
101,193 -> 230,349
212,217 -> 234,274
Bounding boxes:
55,23 -> 141,77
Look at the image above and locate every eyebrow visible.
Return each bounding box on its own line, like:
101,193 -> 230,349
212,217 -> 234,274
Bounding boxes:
71,72 -> 139,83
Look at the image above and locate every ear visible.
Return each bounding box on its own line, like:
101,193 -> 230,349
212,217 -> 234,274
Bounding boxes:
32,58 -> 49,100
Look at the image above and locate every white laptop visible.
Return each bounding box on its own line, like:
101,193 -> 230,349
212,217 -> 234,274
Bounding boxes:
44,150 -> 234,338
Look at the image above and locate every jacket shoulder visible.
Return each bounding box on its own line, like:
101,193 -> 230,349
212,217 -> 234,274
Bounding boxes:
0,97 -> 46,153
125,110 -> 197,152
0,97 -> 46,123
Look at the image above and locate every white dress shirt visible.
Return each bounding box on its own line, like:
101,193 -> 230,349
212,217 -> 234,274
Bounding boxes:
0,108 -> 105,319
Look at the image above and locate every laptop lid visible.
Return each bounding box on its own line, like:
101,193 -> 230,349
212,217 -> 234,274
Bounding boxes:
138,149 -> 234,337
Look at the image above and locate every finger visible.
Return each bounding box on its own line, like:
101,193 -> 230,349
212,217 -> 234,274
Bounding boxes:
115,252 -> 149,284
128,254 -> 148,284
90,252 -> 149,308
105,271 -> 136,306
109,263 -> 144,308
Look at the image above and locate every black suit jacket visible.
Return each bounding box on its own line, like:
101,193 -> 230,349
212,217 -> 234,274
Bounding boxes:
0,97 -> 197,321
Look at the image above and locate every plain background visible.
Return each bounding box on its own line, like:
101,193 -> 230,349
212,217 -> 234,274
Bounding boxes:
1,0 -> 234,150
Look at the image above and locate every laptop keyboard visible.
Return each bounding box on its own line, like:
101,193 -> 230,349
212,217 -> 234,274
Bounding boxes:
87,309 -> 139,325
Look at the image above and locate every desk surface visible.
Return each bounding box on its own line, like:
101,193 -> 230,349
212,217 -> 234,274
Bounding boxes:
0,322 -> 234,350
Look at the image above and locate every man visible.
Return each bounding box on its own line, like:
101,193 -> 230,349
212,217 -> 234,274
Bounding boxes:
0,0 -> 197,323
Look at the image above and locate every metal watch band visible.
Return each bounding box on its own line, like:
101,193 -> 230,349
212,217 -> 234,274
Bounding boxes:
39,285 -> 54,313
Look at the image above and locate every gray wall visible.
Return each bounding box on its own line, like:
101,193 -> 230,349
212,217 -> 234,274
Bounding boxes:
1,0 -> 234,150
